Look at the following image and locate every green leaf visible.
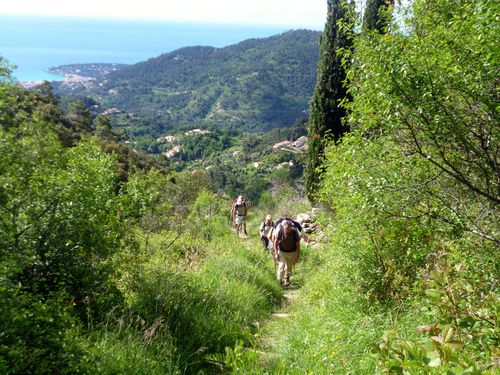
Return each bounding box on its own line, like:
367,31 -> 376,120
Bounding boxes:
425,289 -> 441,301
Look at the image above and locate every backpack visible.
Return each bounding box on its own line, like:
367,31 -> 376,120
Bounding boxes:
273,217 -> 301,245
275,225 -> 299,252
260,221 -> 275,238
267,227 -> 275,240
275,217 -> 302,232
235,203 -> 246,216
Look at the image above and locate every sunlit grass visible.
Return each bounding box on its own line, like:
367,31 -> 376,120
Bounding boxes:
259,231 -> 423,374
101,206 -> 284,373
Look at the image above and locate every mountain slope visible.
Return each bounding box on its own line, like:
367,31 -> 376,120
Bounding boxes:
54,29 -> 320,136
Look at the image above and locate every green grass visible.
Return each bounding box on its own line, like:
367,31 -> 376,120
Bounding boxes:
50,199 -> 428,374
256,227 -> 424,374
98,207 -> 284,374
81,327 -> 181,375
71,198 -> 431,374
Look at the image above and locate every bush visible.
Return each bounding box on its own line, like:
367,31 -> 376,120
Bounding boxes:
0,289 -> 84,374
0,84 -> 126,371
317,0 -> 499,371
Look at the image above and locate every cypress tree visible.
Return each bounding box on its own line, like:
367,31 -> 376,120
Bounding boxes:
306,0 -> 353,199
362,0 -> 394,33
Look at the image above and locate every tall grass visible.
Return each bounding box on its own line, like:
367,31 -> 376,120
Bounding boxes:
258,221 -> 424,374
75,190 -> 433,374
80,325 -> 181,375
66,191 -> 319,374
92,199 -> 284,374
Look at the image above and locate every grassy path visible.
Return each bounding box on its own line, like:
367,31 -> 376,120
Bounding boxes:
227,213 -> 414,373
255,257 -> 307,371
230,215 -> 317,372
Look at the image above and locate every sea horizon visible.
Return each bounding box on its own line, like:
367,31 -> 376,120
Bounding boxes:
0,15 -> 300,82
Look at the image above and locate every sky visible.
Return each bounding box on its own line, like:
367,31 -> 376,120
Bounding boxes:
0,0 -> 327,29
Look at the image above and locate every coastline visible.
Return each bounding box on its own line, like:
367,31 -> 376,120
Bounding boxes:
19,71 -> 93,89
1,15 -> 290,85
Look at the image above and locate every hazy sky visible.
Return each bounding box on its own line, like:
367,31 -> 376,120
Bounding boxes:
0,0 -> 327,29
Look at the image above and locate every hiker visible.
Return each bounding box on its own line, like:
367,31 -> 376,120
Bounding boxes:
259,214 -> 275,250
273,219 -> 300,287
274,217 -> 303,233
231,195 -> 248,236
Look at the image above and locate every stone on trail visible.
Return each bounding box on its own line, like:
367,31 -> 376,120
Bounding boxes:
296,213 -> 312,223
271,313 -> 291,318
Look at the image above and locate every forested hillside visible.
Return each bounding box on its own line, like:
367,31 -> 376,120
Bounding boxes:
53,29 -> 320,139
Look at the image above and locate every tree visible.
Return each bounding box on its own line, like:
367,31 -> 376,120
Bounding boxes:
362,0 -> 394,32
0,75 -> 125,371
347,0 -> 499,241
95,114 -> 115,140
319,1 -> 498,368
66,100 -> 93,134
306,0 -> 354,199
0,57 -> 14,82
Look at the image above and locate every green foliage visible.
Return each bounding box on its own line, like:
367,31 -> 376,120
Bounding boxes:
257,191 -> 278,211
119,168 -> 172,220
0,66 -> 290,373
3,0 -> 496,371
362,0 -> 394,32
117,224 -> 281,372
347,0 -> 499,222
0,121 -> 123,313
66,100 -> 94,134
270,187 -> 311,220
261,236 -> 417,374
0,57 -> 14,82
205,340 -> 263,374
120,168 -> 212,246
0,82 -> 128,371
317,0 -> 499,371
319,132 -> 441,299
206,158 -> 271,205
175,127 -> 235,161
94,114 -> 115,140
82,327 -> 181,375
200,120 -> 307,204
114,173 -> 285,372
376,241 -> 498,374
187,190 -> 233,241
0,290 -> 85,374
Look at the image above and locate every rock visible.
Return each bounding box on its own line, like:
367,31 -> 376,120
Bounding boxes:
165,145 -> 182,158
296,213 -> 312,223
275,161 -> 292,170
272,313 -> 291,318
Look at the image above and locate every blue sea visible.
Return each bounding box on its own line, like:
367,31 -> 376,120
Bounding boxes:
0,16 -> 290,82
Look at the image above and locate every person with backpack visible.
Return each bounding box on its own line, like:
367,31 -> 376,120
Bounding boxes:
273,219 -> 300,287
259,214 -> 275,251
231,195 -> 248,237
274,217 -> 303,233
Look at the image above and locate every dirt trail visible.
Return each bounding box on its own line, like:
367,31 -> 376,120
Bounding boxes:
256,261 -> 305,367
237,231 -> 306,367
